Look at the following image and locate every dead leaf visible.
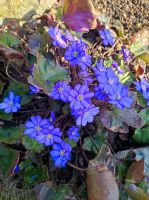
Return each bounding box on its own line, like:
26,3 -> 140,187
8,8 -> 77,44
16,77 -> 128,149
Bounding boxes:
62,0 -> 98,32
0,44 -> 24,60
87,162 -> 119,200
126,159 -> 144,183
125,184 -> 149,200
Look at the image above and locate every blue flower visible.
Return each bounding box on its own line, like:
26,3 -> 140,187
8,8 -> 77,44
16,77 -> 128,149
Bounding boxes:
108,84 -> 133,109
48,27 -> 67,48
63,30 -> 76,42
50,81 -> 70,102
75,105 -> 99,126
93,60 -> 106,78
24,115 -> 50,138
14,165 -> 20,173
0,91 -> 21,113
121,46 -> 130,63
97,68 -> 119,94
68,84 -> 94,110
79,54 -> 92,70
67,126 -> 80,142
94,85 -> 107,100
36,125 -> 62,146
78,70 -> 93,85
50,141 -> 72,167
49,111 -> 56,123
29,85 -> 40,94
64,40 -> 86,66
99,28 -> 115,46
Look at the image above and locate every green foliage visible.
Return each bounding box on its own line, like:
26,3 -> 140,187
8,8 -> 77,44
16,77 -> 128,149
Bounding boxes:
0,110 -> 13,121
22,135 -> 44,153
0,30 -> 21,47
0,144 -> 19,178
28,54 -> 69,94
64,138 -> 77,148
139,108 -> 149,125
120,71 -> 135,86
137,92 -> 147,107
0,126 -> 23,144
133,128 -> 149,144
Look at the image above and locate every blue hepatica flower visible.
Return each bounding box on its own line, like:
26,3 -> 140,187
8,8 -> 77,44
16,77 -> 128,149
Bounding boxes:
24,115 -> 50,138
68,84 -> 94,110
14,165 -> 20,173
36,125 -> 62,146
50,141 -> 72,167
67,126 -> 80,142
134,78 -> 149,105
79,54 -> 92,70
108,84 -> 133,109
63,30 -> 76,43
50,81 -> 70,103
121,46 -> 130,63
49,111 -> 56,123
78,70 -> 93,85
64,40 -> 86,66
0,91 -> 21,113
75,105 -> 99,126
29,85 -> 40,94
97,68 -> 119,94
48,27 -> 67,48
99,28 -> 115,46
93,60 -> 106,78
94,85 -> 107,101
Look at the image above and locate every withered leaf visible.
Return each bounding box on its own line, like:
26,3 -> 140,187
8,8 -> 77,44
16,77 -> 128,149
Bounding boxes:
126,159 -> 144,183
62,0 -> 98,32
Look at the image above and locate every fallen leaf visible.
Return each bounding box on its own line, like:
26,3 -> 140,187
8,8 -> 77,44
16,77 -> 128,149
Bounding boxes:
62,0 -> 98,32
126,159 -> 144,183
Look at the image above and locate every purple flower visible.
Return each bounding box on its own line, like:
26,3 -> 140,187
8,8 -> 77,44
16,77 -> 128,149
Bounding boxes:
50,141 -> 72,167
75,105 -> 99,126
68,84 -> 94,110
121,46 -> 130,63
50,81 -> 70,102
14,165 -> 20,173
79,54 -> 92,70
63,31 -> 76,42
94,85 -> 107,101
134,78 -> 149,94
48,27 -> 67,48
78,70 -> 93,85
36,125 -> 62,146
29,85 -> 40,94
97,68 -> 119,94
49,111 -> 56,123
0,91 -> 21,113
112,61 -> 124,74
99,28 -> 115,46
64,40 -> 86,66
108,84 -> 133,109
24,115 -> 50,138
67,126 -> 80,142
93,60 -> 106,77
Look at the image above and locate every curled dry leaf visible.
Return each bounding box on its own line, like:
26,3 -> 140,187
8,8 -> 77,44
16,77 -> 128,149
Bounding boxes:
125,184 -> 149,200
87,162 -> 119,200
0,44 -> 24,60
62,0 -> 98,32
126,158 -> 144,183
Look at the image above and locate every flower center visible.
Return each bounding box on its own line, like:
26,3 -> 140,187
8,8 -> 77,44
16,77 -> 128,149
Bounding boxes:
58,87 -> 63,93
35,126 -> 41,131
9,101 -> 13,106
117,95 -> 121,100
73,51 -> 78,57
142,86 -> 146,91
48,134 -> 53,139
59,150 -> 65,157
82,57 -> 86,61
72,131 -> 75,135
84,111 -> 89,116
108,79 -> 114,85
77,95 -> 83,101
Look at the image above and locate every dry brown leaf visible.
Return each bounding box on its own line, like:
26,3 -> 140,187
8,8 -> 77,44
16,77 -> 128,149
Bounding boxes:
126,159 -> 144,183
87,162 -> 119,200
62,0 -> 98,32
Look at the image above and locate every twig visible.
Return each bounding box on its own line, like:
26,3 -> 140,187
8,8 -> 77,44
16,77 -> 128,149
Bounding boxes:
68,162 -> 87,172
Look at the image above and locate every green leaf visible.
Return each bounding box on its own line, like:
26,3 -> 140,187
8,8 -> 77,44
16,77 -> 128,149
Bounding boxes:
0,110 -> 13,121
120,72 -> 135,86
137,92 -> 147,107
28,54 -> 69,94
0,81 -> 5,95
0,126 -> 23,144
139,108 -> 149,125
0,144 -> 19,178
5,81 -> 32,105
0,30 -> 20,47
133,127 -> 149,145
22,135 -> 44,153
64,138 -> 77,148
